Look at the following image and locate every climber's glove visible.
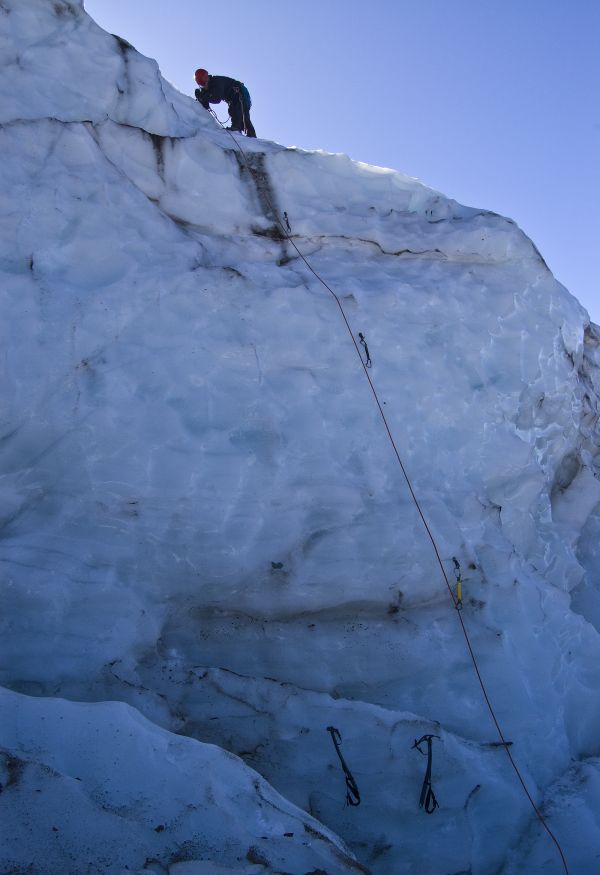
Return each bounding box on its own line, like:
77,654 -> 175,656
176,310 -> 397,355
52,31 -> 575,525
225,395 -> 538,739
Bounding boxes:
195,88 -> 209,109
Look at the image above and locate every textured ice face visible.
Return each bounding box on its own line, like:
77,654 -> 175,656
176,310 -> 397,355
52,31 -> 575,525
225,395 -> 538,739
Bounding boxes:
0,686 -> 365,875
0,0 -> 203,134
1,1 -> 600,874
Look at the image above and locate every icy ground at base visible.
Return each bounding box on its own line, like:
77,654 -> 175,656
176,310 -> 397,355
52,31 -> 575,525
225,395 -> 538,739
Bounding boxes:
1,1 -> 600,873
0,686 -> 364,875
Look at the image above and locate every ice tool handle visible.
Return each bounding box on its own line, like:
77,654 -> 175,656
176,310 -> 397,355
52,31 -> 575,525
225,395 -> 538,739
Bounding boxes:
413,734 -> 440,814
326,725 -> 361,807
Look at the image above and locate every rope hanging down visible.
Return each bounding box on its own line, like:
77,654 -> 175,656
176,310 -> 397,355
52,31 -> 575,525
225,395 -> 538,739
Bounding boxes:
327,726 -> 361,806
413,735 -> 440,814
210,118 -> 570,875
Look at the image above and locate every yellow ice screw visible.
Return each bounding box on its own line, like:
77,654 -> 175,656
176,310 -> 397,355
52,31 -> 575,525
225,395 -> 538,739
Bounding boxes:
452,557 -> 463,611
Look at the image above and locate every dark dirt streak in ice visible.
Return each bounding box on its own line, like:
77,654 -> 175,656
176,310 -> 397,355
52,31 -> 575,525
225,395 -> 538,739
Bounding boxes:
231,151 -> 291,261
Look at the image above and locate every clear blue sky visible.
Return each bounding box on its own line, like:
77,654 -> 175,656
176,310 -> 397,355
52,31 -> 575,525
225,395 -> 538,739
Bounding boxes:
85,0 -> 599,321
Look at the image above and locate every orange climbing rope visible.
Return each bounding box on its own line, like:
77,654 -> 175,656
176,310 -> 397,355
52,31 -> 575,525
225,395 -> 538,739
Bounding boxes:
210,114 -> 570,875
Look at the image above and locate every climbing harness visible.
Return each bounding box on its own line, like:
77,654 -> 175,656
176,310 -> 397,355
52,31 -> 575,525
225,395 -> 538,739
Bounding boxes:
326,726 -> 361,806
237,91 -> 248,136
358,332 -> 372,368
412,735 -> 440,814
207,118 -> 571,875
232,85 -> 251,136
283,211 -> 291,232
452,557 -> 463,611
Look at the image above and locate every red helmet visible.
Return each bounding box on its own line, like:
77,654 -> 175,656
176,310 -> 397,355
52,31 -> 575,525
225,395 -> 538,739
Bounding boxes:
195,68 -> 209,86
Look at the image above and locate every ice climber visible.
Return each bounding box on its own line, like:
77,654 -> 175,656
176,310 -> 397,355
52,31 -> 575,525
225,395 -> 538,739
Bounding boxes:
194,68 -> 257,138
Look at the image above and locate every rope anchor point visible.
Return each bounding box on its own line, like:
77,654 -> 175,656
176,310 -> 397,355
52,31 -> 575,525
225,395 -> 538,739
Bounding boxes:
358,332 -> 372,368
452,556 -> 463,611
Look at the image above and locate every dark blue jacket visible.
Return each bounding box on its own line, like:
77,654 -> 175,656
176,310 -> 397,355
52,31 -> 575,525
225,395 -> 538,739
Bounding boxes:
195,75 -> 243,109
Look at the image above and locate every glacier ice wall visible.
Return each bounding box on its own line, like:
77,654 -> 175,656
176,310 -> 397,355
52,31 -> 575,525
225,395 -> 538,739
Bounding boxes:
1,1 -> 600,873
